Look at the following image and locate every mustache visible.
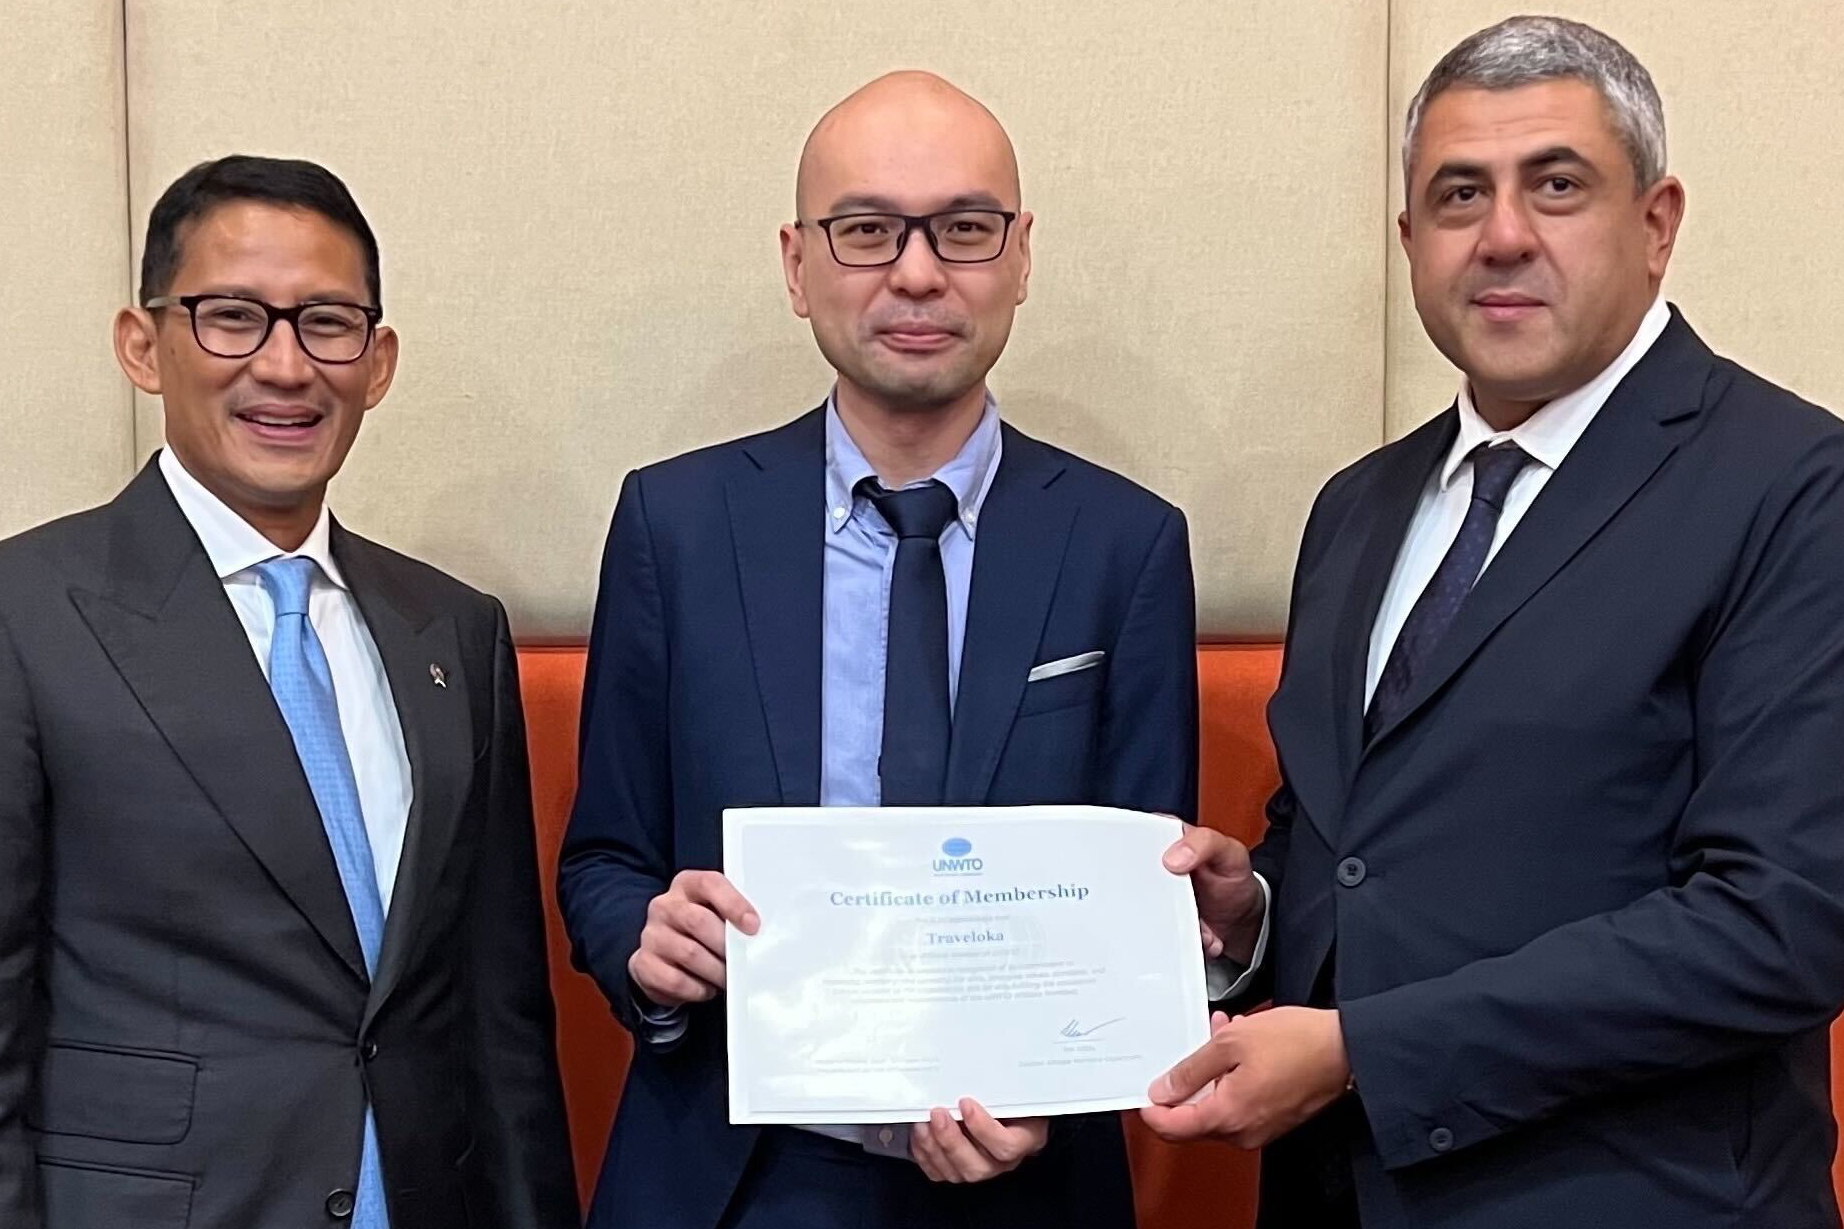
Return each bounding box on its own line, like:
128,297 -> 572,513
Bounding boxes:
224,390 -> 335,417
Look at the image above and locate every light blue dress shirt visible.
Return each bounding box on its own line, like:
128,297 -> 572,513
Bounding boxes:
820,395 -> 1003,806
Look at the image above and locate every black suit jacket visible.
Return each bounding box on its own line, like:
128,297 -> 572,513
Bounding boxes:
0,460 -> 579,1229
557,408 -> 1199,1229
1248,310 -> 1844,1228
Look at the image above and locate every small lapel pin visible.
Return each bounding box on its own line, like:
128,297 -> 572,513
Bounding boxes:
429,662 -> 447,688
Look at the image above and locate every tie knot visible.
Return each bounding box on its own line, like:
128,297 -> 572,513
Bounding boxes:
858,479 -> 960,541
255,556 -> 318,618
1466,442 -> 1532,510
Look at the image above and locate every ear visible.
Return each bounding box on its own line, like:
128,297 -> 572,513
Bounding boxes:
1397,207 -> 1413,253
362,324 -> 400,411
1640,175 -> 1686,285
113,306 -> 164,395
779,222 -> 812,319
1012,211 -> 1034,306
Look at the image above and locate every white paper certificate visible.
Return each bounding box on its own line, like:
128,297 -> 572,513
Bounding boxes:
723,805 -> 1210,1125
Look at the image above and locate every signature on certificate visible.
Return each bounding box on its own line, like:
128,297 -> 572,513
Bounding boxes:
1058,1017 -> 1125,1040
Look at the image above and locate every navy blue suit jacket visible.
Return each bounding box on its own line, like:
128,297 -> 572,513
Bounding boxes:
559,408 -> 1198,1229
1249,311 -> 1844,1228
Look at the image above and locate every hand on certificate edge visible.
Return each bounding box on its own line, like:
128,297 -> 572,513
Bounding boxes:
1161,825 -> 1263,964
627,869 -> 760,1009
1140,1007 -> 1351,1149
911,1099 -> 1050,1183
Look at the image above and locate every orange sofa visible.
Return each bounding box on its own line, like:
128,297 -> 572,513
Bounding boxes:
519,643 -> 1844,1225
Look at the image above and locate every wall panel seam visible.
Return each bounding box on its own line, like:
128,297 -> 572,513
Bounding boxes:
1380,0 -> 1393,449
120,0 -> 138,469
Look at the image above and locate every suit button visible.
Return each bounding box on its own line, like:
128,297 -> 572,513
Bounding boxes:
1336,857 -> 1367,887
361,1039 -> 379,1061
1429,1127 -> 1454,1153
326,1188 -> 356,1218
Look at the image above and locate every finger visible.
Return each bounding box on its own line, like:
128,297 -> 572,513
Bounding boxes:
1140,1099 -> 1217,1142
957,1099 -> 1037,1170
670,899 -> 731,962
678,870 -> 761,934
649,927 -> 728,991
913,1111 -> 961,1183
1150,1034 -> 1236,1105
927,1106 -> 992,1182
1211,1010 -> 1233,1033
1199,920 -> 1225,959
629,951 -> 715,1007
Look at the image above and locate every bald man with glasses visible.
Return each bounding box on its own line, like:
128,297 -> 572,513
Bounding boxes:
558,72 -> 1201,1229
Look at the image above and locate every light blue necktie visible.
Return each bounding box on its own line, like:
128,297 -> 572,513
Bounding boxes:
256,557 -> 390,1229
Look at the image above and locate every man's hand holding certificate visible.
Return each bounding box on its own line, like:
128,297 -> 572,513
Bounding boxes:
721,806 -> 1212,1125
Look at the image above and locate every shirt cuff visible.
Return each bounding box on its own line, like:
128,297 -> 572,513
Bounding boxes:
632,984 -> 691,1045
1203,872 -> 1271,1002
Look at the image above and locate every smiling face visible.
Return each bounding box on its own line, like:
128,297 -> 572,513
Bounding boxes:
115,200 -> 397,544
1399,78 -> 1683,425
779,73 -> 1033,419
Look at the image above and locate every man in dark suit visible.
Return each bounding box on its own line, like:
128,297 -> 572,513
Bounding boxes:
0,156 -> 578,1229
1146,16 -> 1844,1229
559,72 -> 1198,1229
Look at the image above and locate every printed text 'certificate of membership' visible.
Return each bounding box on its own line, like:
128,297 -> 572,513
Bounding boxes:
723,805 -> 1210,1124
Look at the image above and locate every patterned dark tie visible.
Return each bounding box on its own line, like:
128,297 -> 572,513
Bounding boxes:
859,478 -> 961,804
1365,442 -> 1533,741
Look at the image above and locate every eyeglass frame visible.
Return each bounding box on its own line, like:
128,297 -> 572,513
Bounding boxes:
799,209 -> 1020,268
143,293 -> 384,364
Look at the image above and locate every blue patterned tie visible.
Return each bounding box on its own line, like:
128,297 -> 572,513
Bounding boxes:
1366,442 -> 1532,741
256,557 -> 390,1229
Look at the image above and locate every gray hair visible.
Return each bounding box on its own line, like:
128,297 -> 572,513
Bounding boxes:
1403,16 -> 1667,191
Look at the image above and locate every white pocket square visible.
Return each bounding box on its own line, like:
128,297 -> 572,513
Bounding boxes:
1026,651 -> 1106,683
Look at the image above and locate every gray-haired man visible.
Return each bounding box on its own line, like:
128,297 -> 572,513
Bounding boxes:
1151,15 -> 1844,1229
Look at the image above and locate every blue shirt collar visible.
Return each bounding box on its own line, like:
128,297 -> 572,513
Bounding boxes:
824,391 -> 1004,540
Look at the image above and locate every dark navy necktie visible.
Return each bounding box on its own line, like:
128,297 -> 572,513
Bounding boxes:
1365,442 -> 1533,742
860,478 -> 960,805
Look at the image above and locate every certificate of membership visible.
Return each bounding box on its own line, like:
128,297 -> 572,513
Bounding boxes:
723,805 -> 1210,1125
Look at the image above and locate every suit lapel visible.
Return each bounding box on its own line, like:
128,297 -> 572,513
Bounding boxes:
333,527 -> 472,1023
727,410 -> 826,805
946,428 -> 1078,803
1362,312 -> 1715,751
1328,414 -> 1453,787
71,463 -> 368,983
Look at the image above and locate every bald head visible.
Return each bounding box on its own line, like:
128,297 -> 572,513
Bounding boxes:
795,72 -> 1021,219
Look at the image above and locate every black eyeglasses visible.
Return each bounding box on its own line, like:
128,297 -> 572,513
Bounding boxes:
803,209 -> 1018,268
144,294 -> 382,364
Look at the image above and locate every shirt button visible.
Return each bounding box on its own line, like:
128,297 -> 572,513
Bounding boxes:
1336,857 -> 1367,887
878,1127 -> 895,1147
325,1188 -> 356,1218
1429,1126 -> 1454,1152
832,506 -> 847,520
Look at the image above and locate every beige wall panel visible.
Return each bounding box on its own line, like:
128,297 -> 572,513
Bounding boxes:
127,0 -> 1384,640
1388,4 -> 1844,438
0,1 -> 132,537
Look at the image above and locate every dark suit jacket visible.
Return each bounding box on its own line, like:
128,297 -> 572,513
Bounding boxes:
1247,310 -> 1844,1228
558,407 -> 1198,1229
0,461 -> 578,1229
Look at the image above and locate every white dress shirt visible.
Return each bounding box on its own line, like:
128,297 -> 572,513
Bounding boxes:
1226,297 -> 1671,1002
1365,296 -> 1671,702
158,448 -> 414,914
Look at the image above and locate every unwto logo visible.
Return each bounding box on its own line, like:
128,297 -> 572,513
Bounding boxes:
931,837 -> 984,875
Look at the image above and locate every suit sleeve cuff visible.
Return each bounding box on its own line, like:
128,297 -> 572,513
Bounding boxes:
1204,873 -> 1271,1001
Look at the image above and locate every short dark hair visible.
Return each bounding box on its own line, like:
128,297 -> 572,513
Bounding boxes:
138,155 -> 382,310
